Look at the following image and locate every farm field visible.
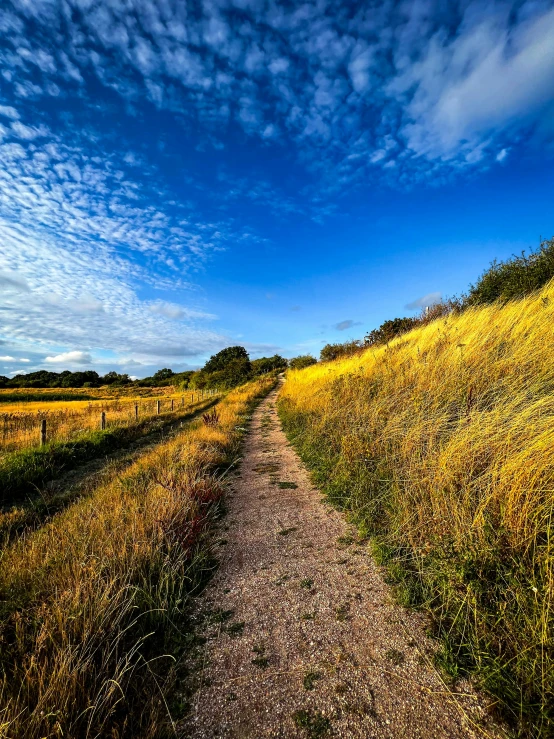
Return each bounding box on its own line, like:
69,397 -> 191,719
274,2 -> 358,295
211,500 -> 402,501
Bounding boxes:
0,388 -> 213,456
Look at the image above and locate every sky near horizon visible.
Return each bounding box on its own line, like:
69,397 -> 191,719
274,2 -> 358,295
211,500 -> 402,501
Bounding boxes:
0,0 -> 553,378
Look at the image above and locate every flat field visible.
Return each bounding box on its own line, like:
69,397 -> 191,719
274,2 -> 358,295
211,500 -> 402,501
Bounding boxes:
0,387 -> 209,455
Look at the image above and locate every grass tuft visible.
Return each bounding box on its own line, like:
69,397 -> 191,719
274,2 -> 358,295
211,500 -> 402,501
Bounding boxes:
292,709 -> 331,737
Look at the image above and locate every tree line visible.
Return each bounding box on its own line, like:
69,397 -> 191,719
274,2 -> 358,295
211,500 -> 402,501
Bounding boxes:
0,350 -> 290,390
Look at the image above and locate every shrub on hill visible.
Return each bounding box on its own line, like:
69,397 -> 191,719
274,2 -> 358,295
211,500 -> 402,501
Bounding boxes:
320,340 -> 363,362
465,236 -> 554,305
288,355 -> 317,370
364,316 -> 417,346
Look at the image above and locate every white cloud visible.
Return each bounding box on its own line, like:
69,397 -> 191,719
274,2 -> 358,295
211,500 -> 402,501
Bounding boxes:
45,351 -> 92,365
0,355 -> 14,361
0,271 -> 30,291
496,148 -> 509,162
269,57 -> 289,75
0,105 -> 19,120
148,301 -> 216,321
390,6 -> 554,161
10,120 -> 49,140
1,0 -> 550,194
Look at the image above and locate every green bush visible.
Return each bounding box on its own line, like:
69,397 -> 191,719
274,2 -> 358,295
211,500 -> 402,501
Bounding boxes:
288,355 -> 317,370
465,236 -> 554,305
320,340 -> 363,362
251,355 -> 288,375
364,316 -> 417,346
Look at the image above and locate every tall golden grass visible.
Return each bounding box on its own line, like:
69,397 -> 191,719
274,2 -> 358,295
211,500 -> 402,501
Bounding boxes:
0,376 -> 274,738
279,281 -> 554,735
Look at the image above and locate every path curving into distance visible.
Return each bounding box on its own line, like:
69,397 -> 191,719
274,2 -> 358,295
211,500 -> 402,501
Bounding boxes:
180,387 -> 501,738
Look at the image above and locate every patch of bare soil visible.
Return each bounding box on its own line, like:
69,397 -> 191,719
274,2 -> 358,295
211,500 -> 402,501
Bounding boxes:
180,388 -> 502,738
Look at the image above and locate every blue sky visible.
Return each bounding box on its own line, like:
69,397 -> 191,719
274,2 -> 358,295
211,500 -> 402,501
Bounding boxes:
0,0 -> 553,378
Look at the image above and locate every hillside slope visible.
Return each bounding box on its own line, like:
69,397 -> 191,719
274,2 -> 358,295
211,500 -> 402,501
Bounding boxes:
279,280 -> 554,736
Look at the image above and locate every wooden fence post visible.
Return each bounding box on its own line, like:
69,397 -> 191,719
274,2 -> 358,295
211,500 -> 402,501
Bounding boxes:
171,399 -> 174,411
157,400 -> 161,414
191,393 -> 194,404
135,404 -> 138,419
40,419 -> 47,446
181,396 -> 184,407
101,411 -> 106,430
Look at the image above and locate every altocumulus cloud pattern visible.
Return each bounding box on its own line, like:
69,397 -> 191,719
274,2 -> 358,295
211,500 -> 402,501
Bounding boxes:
0,0 -> 553,373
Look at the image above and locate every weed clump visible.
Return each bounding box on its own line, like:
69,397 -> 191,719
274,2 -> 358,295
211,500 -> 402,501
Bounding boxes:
292,708 -> 331,737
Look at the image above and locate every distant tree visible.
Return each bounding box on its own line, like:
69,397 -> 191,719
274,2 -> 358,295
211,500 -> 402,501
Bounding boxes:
172,370 -> 195,388
152,368 -> 174,383
203,346 -> 249,373
221,357 -> 252,386
289,355 -> 317,370
102,371 -> 121,385
320,341 -> 363,362
0,375 -> 8,388
101,371 -> 130,386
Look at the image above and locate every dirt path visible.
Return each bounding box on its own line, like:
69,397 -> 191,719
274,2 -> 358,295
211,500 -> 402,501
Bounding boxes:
180,388 -> 500,738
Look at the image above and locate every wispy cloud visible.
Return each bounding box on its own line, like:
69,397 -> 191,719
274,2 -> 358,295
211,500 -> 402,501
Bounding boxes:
45,351 -> 92,365
0,0 -> 551,370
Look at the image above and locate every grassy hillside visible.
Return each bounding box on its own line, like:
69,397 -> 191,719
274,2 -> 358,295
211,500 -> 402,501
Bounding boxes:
279,280 -> 554,736
0,376 -> 275,738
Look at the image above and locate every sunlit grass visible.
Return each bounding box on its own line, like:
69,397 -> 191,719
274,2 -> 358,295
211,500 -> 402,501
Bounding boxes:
279,281 -> 554,735
0,375 -> 274,738
0,390 -> 209,456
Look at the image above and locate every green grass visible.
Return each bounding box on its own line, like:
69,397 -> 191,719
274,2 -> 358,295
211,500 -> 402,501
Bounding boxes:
303,671 -> 321,690
0,377 -> 277,737
0,397 -> 219,507
292,709 -> 331,737
0,392 -> 97,403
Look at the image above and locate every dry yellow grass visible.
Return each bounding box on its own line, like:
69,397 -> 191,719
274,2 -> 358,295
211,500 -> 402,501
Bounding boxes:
0,390 -> 209,456
0,375 -> 274,738
279,281 -> 554,735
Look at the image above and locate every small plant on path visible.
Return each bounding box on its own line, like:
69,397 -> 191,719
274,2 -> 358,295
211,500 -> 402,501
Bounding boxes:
303,671 -> 322,690
292,709 -> 331,737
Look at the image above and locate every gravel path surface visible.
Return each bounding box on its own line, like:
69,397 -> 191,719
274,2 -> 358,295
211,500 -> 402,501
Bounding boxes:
180,388 -> 501,738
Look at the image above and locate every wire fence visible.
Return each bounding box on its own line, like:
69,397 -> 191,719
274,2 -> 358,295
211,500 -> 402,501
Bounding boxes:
0,389 -> 219,456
